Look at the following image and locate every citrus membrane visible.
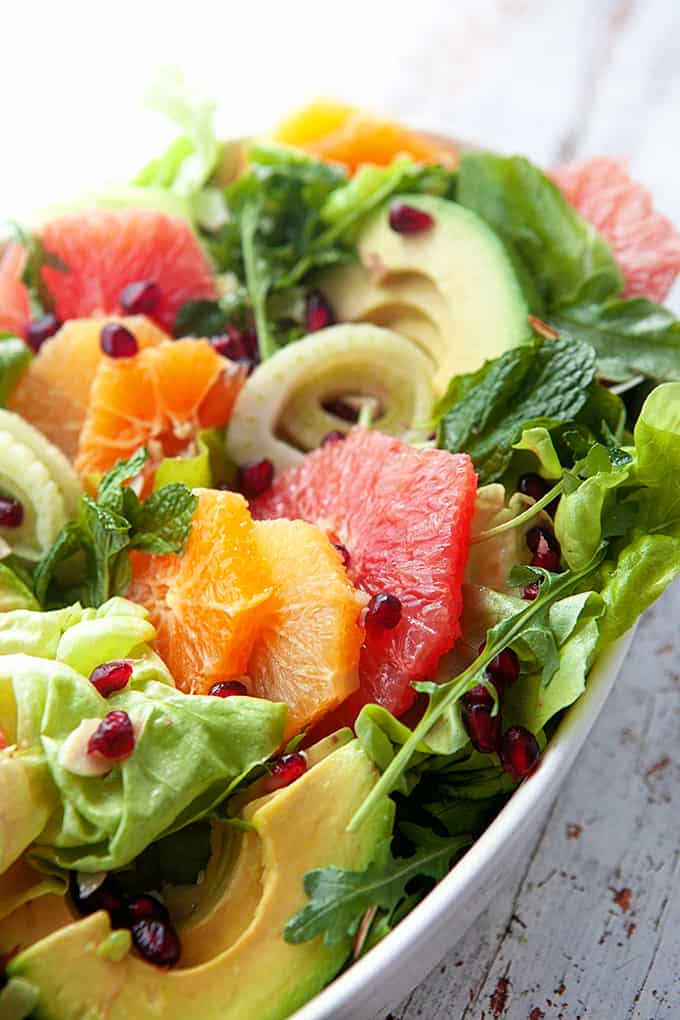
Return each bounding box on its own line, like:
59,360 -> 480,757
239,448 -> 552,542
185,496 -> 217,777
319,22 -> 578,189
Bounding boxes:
226,324 -> 435,472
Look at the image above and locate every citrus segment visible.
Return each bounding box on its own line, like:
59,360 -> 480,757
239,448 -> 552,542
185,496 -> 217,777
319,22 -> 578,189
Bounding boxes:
8,316 -> 166,459
75,339 -> 245,485
274,101 -> 459,174
553,158 -> 680,303
128,489 -> 273,694
249,520 -> 365,737
0,242 -> 30,338
252,428 -> 477,724
39,209 -> 218,333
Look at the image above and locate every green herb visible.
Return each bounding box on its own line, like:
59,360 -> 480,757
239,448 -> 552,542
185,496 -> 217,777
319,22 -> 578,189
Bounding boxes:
115,821 -> 212,892
435,337 -> 596,483
284,830 -> 471,946
0,333 -> 31,404
34,448 -> 197,608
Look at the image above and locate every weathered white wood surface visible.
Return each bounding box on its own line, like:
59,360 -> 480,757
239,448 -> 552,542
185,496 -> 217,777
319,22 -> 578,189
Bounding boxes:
2,0 -> 678,1015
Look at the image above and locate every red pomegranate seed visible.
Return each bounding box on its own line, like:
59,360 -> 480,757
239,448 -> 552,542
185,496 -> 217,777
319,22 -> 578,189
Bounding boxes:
26,313 -> 61,352
100,323 -> 139,358
365,592 -> 402,630
0,496 -> 24,528
499,725 -> 540,781
264,752 -> 307,793
69,873 -> 129,929
209,680 -> 248,697
522,581 -> 540,601
211,324 -> 259,371
462,702 -> 502,754
487,648 -> 520,690
131,917 -> 181,968
518,473 -> 559,516
89,660 -> 133,698
462,683 -> 495,712
305,290 -> 336,332
388,202 -> 434,235
323,398 -> 358,423
527,528 -> 561,572
119,280 -> 160,316
127,894 -> 169,924
332,541 -> 351,568
321,430 -> 346,446
237,458 -> 274,500
87,710 -> 135,761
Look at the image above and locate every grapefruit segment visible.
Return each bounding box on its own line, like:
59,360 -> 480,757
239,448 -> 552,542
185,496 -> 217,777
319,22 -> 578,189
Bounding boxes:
252,428 -> 477,724
8,316 -> 166,459
0,242 -> 30,338
75,338 -> 245,486
128,489 -> 273,694
39,209 -> 217,333
553,158 -> 680,303
249,519 -> 366,738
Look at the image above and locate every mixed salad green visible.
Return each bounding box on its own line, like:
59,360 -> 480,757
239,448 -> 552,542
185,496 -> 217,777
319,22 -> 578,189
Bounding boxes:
1,74 -> 680,1020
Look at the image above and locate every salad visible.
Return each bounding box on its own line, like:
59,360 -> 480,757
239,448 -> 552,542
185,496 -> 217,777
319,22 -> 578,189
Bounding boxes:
2,76 -> 680,1020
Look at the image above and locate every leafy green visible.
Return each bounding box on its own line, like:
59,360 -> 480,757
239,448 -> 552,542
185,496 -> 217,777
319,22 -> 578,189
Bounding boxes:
436,337 -> 596,483
284,830 -> 470,947
34,449 -> 197,608
0,562 -> 38,611
0,334 -> 31,405
550,297 -> 680,384
115,821 -> 212,891
457,152 -> 623,307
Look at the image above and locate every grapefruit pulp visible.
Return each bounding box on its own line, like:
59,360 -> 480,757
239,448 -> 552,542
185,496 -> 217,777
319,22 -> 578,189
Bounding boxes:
0,243 -> 30,338
252,427 -> 477,725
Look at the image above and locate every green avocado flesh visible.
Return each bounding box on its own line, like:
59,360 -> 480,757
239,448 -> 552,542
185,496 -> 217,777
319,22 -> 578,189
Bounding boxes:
7,739 -> 393,1020
320,194 -> 531,391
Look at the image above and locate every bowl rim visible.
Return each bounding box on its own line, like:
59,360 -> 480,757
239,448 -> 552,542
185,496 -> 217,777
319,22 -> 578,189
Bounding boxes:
291,627 -> 635,1020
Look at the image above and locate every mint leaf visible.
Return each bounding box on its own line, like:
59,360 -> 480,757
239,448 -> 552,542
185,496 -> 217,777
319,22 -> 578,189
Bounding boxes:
550,297 -> 680,384
0,333 -> 31,405
33,522 -> 86,605
457,153 -> 623,307
284,831 -> 471,947
436,337 -> 596,483
97,447 -> 149,514
80,496 -> 130,606
130,484 -> 198,555
173,299 -> 228,338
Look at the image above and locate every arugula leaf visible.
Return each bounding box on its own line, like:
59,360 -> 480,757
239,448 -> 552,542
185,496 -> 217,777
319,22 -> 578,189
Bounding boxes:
115,821 -> 212,892
457,153 -> 623,307
284,831 -> 471,946
436,337 -> 596,483
550,297 -> 680,384
0,333 -> 31,404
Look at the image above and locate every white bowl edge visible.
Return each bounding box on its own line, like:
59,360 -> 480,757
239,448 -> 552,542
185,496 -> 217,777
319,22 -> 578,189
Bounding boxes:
291,627 -> 636,1020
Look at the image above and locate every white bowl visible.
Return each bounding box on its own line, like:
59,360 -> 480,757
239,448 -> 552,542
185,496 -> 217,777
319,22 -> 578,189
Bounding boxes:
291,629 -> 635,1020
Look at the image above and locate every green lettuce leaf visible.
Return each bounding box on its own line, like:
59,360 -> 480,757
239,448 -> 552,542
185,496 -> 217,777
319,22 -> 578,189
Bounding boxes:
0,563 -> 39,612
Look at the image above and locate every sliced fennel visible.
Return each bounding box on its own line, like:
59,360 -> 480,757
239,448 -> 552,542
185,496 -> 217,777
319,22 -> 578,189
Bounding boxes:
226,324 -> 435,472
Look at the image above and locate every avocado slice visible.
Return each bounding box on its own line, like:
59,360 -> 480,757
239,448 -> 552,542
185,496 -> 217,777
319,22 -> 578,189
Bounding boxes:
320,194 -> 531,391
7,739 -> 393,1020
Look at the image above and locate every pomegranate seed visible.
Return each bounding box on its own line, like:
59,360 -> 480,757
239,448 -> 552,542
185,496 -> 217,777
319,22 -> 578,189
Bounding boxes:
119,280 -> 160,316
332,541 -> 351,568
131,917 -> 181,968
69,873 -> 129,929
89,660 -> 133,698
518,473 -> 558,516
237,458 -> 274,500
499,725 -> 540,781
211,324 -> 259,372
522,581 -> 540,601
264,752 -> 307,793
462,702 -> 502,754
365,592 -> 402,630
462,683 -> 495,712
527,528 -> 561,572
127,894 -> 169,925
321,430 -> 346,446
26,313 -> 61,352
87,711 -> 135,761
305,290 -> 336,332
323,398 -> 358,423
487,648 -> 520,691
100,323 -> 139,358
209,680 -> 248,697
388,202 -> 434,235
0,496 -> 24,528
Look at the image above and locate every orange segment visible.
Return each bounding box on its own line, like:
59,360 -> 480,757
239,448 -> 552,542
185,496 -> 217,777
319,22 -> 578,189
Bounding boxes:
274,100 -> 459,175
75,338 -> 245,483
249,519 -> 365,737
7,316 -> 166,459
128,489 -> 273,694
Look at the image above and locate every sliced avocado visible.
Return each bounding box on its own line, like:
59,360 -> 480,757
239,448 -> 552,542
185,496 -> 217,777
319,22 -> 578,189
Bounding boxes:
320,194 -> 531,391
8,739 -> 394,1020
